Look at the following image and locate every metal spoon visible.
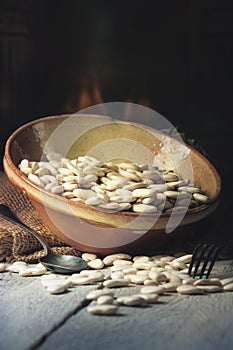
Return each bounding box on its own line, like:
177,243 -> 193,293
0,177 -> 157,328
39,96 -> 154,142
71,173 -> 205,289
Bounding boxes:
0,204 -> 87,274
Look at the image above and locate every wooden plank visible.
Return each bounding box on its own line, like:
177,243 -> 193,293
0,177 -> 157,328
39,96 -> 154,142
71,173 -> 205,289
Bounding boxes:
0,272 -> 97,350
1,260 -> 233,350
36,285 -> 233,350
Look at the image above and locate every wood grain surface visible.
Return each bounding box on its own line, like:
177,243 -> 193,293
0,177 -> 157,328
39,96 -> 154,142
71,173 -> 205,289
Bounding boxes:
1,260 -> 233,350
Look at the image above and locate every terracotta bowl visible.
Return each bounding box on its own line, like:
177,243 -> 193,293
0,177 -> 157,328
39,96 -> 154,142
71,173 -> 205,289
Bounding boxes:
3,114 -> 221,255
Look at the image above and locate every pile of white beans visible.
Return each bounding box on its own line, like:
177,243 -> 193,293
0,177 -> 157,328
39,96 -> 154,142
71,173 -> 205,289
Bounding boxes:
18,153 -> 209,214
1,252 -> 233,316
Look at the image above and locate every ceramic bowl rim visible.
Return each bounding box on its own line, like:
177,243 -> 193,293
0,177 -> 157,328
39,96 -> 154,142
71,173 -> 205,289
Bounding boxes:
3,114 -> 222,221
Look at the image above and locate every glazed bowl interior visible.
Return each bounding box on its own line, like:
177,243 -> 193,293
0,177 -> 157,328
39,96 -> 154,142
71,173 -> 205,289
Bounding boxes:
3,114 -> 221,254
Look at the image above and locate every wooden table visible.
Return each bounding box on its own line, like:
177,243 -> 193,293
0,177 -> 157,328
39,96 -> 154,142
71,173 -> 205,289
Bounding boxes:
1,258 -> 233,350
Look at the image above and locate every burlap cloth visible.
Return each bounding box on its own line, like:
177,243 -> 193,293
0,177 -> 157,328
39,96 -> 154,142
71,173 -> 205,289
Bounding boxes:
0,172 -> 81,263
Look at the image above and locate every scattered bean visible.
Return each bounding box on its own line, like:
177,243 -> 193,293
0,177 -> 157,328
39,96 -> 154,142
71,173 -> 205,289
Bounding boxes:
0,263 -> 7,272
97,295 -> 114,305
221,277 -> 233,286
199,285 -> 223,293
103,253 -> 132,266
81,253 -> 97,262
117,295 -> 144,306
176,285 -> 205,295
103,279 -> 130,288
193,278 -> 222,287
46,281 -> 70,294
87,259 -> 104,270
87,304 -> 118,315
139,293 -> 159,303
223,283 -> 233,291
140,285 -> 165,295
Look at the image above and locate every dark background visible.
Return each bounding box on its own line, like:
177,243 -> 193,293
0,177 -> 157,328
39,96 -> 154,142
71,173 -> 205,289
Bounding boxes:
0,0 -> 232,240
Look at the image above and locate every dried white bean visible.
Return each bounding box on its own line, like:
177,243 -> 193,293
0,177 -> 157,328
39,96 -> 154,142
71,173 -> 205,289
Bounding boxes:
163,282 -> 181,292
193,193 -> 209,203
143,280 -> 159,286
139,293 -> 159,303
19,159 -> 30,168
178,186 -> 200,194
97,295 -> 114,305
44,163 -> 58,176
73,189 -> 96,199
117,295 -> 144,306
51,185 -> 64,194
103,279 -> 130,288
0,263 -> 7,272
46,282 -> 70,294
140,285 -> 165,295
148,271 -> 168,282
87,259 -> 104,270
111,265 -> 132,272
110,271 -> 125,280
81,253 -> 97,262
128,275 -> 147,284
98,202 -> 119,210
182,278 -> 197,285
35,167 -> 51,177
87,304 -> 118,315
7,262 -> 28,273
137,270 -> 150,276
170,261 -> 188,270
199,285 -> 223,293
132,204 -> 157,213
86,289 -> 114,300
28,174 -> 42,187
133,261 -> 154,270
20,167 -> 33,175
113,259 -> 132,266
132,188 -> 157,198
193,278 -> 222,287
85,196 -> 102,205
162,173 -> 179,182
164,191 -> 180,199
103,254 -> 132,266
133,256 -> 150,262
221,277 -> 233,286
172,254 -> 192,264
19,263 -> 47,276
68,276 -> 96,285
163,271 -> 182,284
118,203 -> 132,211
62,183 -> 78,191
176,285 -> 205,295
223,283 -> 233,291
122,267 -> 138,275
44,181 -> 59,191
62,191 -> 75,199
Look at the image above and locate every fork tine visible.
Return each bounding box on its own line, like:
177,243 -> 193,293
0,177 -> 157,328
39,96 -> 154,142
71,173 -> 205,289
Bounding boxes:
189,243 -> 223,279
192,244 -> 210,278
188,244 -> 208,277
205,245 -> 223,279
199,244 -> 217,279
188,244 -> 201,276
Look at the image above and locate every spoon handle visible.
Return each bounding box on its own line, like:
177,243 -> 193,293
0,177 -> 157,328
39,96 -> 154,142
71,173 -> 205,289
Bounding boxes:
0,204 -> 50,255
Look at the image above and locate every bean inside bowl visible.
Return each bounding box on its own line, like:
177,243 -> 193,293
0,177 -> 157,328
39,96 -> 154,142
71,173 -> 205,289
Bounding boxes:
3,114 -> 221,255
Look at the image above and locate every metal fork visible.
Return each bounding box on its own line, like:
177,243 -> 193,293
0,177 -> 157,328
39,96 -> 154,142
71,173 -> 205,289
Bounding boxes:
188,243 -> 223,279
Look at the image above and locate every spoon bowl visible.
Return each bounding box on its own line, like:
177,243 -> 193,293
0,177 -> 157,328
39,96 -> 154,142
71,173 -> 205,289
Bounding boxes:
39,252 -> 87,274
0,204 -> 87,274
